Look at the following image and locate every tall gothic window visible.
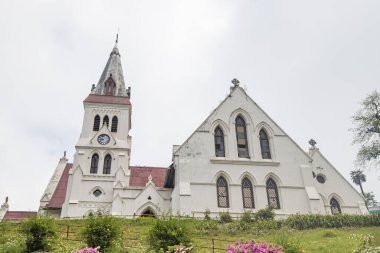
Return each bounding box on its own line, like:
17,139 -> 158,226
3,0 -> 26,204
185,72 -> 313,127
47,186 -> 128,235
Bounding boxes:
266,178 -> 280,209
103,115 -> 109,127
259,129 -> 271,159
111,116 -> 118,132
330,198 -> 341,215
93,115 -> 100,131
214,127 -> 225,157
242,177 -> 254,208
103,154 -> 112,174
235,116 -> 249,158
217,176 -> 229,208
90,154 -> 99,174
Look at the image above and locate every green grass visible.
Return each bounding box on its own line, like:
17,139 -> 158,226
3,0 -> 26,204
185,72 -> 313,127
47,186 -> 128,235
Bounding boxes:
1,218 -> 380,252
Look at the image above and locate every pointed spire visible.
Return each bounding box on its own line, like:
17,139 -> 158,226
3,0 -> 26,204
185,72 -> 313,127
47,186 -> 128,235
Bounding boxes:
92,35 -> 127,97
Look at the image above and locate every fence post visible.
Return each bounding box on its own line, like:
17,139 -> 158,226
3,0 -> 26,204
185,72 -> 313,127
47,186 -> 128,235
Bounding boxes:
66,224 -> 70,241
212,238 -> 215,253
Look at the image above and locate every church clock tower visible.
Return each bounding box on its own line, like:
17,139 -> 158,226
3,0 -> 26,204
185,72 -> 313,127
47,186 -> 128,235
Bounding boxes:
61,41 -> 132,217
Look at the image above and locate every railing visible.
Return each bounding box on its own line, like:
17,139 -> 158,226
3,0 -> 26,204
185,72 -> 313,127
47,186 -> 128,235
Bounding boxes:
0,221 -> 234,252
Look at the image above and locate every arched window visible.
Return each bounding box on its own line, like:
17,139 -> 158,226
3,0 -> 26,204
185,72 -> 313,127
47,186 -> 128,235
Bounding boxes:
93,115 -> 100,131
103,154 -> 112,174
111,116 -> 118,132
103,115 -> 109,127
235,116 -> 249,158
266,178 -> 280,209
330,198 -> 341,215
105,78 -> 116,96
214,127 -> 225,157
90,154 -> 99,174
217,176 -> 229,208
242,177 -> 254,208
259,129 -> 271,159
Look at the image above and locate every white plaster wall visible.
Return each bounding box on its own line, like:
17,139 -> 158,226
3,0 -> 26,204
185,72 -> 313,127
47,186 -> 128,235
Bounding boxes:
310,149 -> 367,214
171,86 -> 364,216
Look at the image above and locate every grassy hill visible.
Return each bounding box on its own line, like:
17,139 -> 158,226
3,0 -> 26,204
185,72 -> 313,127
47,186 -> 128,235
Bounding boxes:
1,216 -> 380,252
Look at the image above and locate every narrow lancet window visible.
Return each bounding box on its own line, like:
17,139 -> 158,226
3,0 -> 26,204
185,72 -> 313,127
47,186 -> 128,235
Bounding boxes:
217,176 -> 229,208
111,116 -> 118,132
266,178 -> 280,209
330,198 -> 341,215
103,154 -> 112,174
103,115 -> 109,127
214,127 -> 225,157
242,177 -> 254,208
90,154 -> 99,174
259,129 -> 271,159
93,115 -> 100,131
235,116 -> 249,158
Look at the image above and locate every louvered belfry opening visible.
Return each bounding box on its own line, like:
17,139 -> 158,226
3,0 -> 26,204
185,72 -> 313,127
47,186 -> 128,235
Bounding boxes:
214,127 -> 225,157
103,115 -> 109,127
259,129 -> 271,159
330,198 -> 341,214
217,176 -> 229,208
266,178 -> 280,209
103,154 -> 112,174
111,116 -> 118,132
242,177 -> 254,208
90,154 -> 99,174
93,115 -> 100,131
235,116 -> 249,158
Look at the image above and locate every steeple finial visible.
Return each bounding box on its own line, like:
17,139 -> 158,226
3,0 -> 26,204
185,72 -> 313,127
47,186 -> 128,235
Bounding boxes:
115,28 -> 119,44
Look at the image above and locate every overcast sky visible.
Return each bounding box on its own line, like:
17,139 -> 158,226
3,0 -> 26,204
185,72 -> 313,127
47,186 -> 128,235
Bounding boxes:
0,0 -> 379,211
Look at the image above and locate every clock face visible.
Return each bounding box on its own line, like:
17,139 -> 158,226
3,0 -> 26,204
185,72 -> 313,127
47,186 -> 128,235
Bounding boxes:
97,134 -> 110,145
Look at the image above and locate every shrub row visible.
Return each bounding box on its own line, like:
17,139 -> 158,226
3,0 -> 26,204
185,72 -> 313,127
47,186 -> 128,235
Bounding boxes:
285,213 -> 380,230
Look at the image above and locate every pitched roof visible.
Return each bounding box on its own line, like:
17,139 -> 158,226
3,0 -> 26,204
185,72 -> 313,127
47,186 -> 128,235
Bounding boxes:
129,166 -> 168,188
92,44 -> 127,97
3,211 -> 36,221
46,163 -> 72,209
84,94 -> 131,105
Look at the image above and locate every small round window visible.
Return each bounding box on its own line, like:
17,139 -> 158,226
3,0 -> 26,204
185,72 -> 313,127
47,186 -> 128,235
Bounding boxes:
316,174 -> 326,184
93,189 -> 102,197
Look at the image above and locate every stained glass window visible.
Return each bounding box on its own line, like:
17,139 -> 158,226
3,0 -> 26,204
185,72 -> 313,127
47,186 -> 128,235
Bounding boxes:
260,129 -> 271,159
103,154 -> 112,174
214,127 -> 225,157
235,116 -> 249,158
90,154 -> 99,174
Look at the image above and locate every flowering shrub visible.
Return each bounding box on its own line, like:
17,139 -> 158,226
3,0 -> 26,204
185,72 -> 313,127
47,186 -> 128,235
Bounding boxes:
227,240 -> 283,253
71,246 -> 101,253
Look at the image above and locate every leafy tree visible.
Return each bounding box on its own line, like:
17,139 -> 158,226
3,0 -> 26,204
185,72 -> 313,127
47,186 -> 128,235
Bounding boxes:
350,169 -> 368,208
364,192 -> 377,208
352,90 -> 380,168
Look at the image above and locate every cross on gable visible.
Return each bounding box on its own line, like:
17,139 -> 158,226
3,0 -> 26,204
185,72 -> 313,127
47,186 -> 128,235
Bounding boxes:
232,78 -> 240,86
309,139 -> 317,147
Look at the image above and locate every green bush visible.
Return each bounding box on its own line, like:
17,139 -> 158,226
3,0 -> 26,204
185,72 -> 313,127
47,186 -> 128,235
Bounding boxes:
240,210 -> 254,223
204,209 -> 211,220
254,207 -> 275,221
21,215 -> 56,252
82,212 -> 123,251
148,217 -> 192,252
219,211 -> 233,224
275,232 -> 303,253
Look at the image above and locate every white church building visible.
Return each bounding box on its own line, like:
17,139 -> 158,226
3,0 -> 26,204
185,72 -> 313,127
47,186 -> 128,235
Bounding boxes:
37,42 -> 367,219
